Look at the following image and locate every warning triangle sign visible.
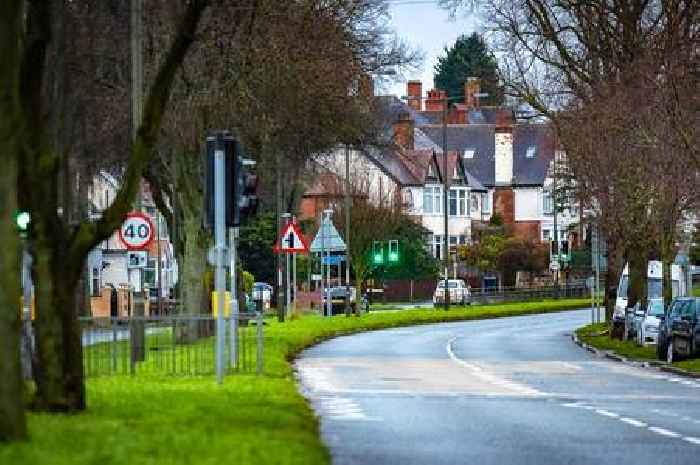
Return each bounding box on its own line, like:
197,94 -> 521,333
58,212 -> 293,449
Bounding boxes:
273,222 -> 309,254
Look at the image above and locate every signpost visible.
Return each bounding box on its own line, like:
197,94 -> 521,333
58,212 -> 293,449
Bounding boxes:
310,214 -> 347,316
119,212 -> 155,250
273,219 -> 309,318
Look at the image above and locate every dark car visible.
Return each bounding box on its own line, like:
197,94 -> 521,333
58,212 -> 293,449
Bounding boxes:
657,297 -> 700,363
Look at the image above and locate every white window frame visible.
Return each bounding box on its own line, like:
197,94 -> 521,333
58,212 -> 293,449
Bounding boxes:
543,191 -> 553,215
482,192 -> 492,213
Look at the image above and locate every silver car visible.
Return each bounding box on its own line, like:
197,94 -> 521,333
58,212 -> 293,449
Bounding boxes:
635,298 -> 665,346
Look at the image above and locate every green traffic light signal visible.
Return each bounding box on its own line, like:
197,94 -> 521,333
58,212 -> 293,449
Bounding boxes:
15,211 -> 30,231
372,241 -> 383,264
388,239 -> 399,262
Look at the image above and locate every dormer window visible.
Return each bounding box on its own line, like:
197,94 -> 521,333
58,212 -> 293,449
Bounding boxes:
526,146 -> 537,158
427,163 -> 434,177
453,165 -> 460,179
464,148 -> 475,159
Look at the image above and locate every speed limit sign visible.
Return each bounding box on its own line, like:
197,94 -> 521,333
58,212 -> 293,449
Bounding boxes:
118,212 -> 155,250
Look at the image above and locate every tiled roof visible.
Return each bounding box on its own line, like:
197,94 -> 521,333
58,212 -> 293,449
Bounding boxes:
512,124 -> 556,186
419,125 -> 496,186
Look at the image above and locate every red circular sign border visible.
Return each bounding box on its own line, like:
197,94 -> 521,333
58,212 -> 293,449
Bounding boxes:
118,212 -> 155,251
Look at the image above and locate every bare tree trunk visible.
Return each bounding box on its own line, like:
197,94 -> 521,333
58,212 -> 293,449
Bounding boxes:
0,158 -> 27,440
32,239 -> 85,411
0,0 -> 28,440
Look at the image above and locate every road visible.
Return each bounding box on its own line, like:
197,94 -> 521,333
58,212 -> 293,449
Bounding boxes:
296,309 -> 700,465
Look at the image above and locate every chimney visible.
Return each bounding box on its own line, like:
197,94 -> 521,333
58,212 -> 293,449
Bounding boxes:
393,111 -> 414,150
464,77 -> 481,108
425,88 -> 447,112
494,109 -> 514,185
407,80 -> 422,111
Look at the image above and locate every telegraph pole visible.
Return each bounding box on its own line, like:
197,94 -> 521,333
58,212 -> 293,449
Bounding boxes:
344,144 -> 352,316
442,97 -> 450,311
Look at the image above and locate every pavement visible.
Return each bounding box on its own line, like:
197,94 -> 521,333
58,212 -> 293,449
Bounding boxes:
296,309 -> 700,465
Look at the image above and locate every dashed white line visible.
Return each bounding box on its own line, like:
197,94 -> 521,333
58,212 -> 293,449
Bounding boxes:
445,336 -> 543,397
648,427 -> 681,438
596,409 -> 620,418
620,418 -> 647,428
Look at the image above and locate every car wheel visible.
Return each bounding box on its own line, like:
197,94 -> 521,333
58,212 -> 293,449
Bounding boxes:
667,340 -> 674,364
657,337 -> 666,360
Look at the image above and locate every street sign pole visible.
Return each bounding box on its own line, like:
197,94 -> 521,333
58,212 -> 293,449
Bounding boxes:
214,135 -> 226,384
292,216 -> 297,316
229,226 -> 238,368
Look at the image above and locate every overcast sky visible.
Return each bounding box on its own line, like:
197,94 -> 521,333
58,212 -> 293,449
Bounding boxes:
382,2 -> 482,97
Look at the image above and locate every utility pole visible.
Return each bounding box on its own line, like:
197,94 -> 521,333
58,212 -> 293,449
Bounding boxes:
344,144 -> 352,316
442,97 -> 450,311
229,226 -> 238,368
276,152 -> 284,322
552,150 -> 560,294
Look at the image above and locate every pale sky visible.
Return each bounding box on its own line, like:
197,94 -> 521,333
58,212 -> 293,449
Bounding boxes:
382,2 -> 482,97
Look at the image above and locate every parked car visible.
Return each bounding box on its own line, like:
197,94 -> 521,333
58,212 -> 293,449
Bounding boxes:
657,297 -> 700,363
252,282 -> 273,310
321,286 -> 357,315
635,298 -> 665,346
613,261 -> 685,339
433,279 -> 471,307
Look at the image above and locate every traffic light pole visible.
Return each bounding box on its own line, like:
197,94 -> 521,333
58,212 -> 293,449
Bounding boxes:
214,135 -> 226,384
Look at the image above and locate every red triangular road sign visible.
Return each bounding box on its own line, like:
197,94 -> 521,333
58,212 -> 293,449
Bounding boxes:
273,222 -> 309,254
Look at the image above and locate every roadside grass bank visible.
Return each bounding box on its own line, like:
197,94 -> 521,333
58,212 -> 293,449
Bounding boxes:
576,323 -> 700,374
2,298 -> 587,465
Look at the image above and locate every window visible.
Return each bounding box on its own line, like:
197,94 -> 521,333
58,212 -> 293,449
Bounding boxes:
453,166 -> 460,180
91,268 -> 100,297
432,234 -> 443,259
464,148 -> 475,159
543,192 -> 553,214
471,193 -> 479,213
449,236 -> 458,246
449,188 -> 468,216
458,235 -> 467,244
482,192 -> 491,213
526,146 -> 537,158
423,186 -> 442,215
543,230 -> 551,241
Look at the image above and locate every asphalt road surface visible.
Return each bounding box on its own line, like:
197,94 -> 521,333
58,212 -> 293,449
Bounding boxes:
296,309 -> 700,465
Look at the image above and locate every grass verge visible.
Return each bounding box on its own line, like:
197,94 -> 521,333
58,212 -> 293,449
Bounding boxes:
2,298 -> 588,465
576,323 -> 700,374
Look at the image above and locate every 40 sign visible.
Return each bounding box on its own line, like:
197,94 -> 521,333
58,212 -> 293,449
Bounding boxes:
119,212 -> 155,250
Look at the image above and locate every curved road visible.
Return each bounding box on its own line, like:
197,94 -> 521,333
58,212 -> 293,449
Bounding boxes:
296,309 -> 700,465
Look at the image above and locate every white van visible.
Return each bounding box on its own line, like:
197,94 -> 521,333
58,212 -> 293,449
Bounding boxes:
614,261 -> 685,320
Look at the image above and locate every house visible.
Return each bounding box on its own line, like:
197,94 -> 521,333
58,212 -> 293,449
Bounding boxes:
87,171 -> 178,304
299,78 -> 581,259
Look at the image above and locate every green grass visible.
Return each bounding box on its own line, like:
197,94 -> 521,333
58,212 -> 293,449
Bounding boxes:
2,298 -> 588,465
693,285 -> 700,297
576,323 -> 700,374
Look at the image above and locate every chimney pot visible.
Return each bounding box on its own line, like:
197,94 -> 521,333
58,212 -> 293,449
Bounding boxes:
407,80 -> 422,112
393,111 -> 414,150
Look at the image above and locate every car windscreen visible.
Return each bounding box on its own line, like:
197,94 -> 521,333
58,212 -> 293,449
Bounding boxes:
647,300 -> 664,316
438,281 -> 459,288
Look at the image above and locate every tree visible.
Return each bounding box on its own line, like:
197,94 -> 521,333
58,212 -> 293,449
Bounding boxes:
443,0 -> 698,322
10,0 -> 209,412
433,33 -> 503,105
239,213 -> 278,286
0,0 -> 27,441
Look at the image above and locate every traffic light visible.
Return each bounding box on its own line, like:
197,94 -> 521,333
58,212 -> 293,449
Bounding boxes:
561,240 -> 569,256
15,210 -> 30,231
372,241 -> 383,264
233,141 -> 258,227
205,132 -> 258,228
388,239 -> 399,263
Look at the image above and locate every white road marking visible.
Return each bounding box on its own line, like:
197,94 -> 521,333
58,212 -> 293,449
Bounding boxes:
683,437 -> 700,445
445,337 -> 543,397
595,409 -> 619,418
648,427 -> 681,438
620,418 -> 647,428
